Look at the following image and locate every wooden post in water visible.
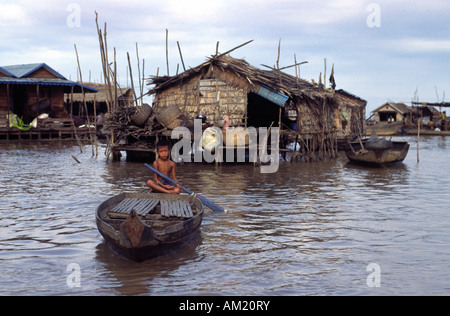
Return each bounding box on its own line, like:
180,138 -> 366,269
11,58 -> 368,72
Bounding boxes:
74,44 -> 95,156
417,115 -> 420,163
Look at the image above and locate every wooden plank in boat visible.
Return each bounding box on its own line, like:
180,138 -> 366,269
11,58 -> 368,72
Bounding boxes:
174,201 -> 184,217
172,201 -> 177,217
110,198 -> 159,216
170,200 -> 177,217
178,201 -> 185,217
160,200 -> 193,218
180,201 -> 188,218
112,198 -> 132,213
136,199 -> 159,216
134,198 -> 153,215
111,198 -> 135,214
161,200 -> 169,217
123,199 -> 142,214
185,202 -> 193,218
179,201 -> 192,218
175,201 -> 182,217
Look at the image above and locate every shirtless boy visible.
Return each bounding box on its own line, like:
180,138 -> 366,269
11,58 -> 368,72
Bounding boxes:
147,140 -> 181,194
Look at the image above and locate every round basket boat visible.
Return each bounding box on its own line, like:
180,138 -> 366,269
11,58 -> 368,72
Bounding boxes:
132,103 -> 153,126
156,105 -> 182,129
96,192 -> 204,262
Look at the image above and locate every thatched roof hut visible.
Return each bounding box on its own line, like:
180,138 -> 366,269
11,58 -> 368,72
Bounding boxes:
65,82 -> 134,116
148,54 -> 365,137
146,54 -> 366,160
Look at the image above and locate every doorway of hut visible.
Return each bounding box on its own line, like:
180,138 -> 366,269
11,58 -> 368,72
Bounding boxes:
12,85 -> 29,123
379,111 -> 397,122
246,92 -> 284,128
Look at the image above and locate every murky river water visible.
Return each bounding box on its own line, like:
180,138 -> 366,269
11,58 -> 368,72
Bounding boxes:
1,136 -> 450,296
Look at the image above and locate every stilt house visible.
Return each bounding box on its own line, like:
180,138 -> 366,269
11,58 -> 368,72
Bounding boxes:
372,102 -> 412,123
65,82 -> 134,117
0,63 -> 97,126
147,55 -> 366,157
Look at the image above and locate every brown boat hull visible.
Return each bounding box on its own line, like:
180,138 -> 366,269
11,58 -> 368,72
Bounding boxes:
96,192 -> 204,262
345,141 -> 410,166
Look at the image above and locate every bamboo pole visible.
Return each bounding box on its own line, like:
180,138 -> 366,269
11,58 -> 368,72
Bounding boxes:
166,29 -> 170,76
417,114 -> 420,163
141,59 -> 145,105
74,44 -> 95,156
136,42 -> 143,105
262,61 -> 308,72
258,121 -> 274,166
276,39 -> 282,85
95,12 -> 111,113
215,40 -> 253,59
69,85 -> 83,153
94,93 -> 98,157
114,47 -> 118,109
127,52 -> 139,107
177,41 -> 186,72
321,98 -> 326,159
103,23 -> 114,112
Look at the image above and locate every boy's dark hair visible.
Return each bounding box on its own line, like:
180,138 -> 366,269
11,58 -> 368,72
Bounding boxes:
156,139 -> 171,149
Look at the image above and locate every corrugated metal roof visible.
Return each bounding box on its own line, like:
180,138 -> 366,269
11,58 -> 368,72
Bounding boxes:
0,63 -> 98,93
256,84 -> 289,107
0,66 -> 15,77
1,63 -> 65,79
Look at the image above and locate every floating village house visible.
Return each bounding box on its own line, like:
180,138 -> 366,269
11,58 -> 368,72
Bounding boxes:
147,54 -> 366,160
372,101 -> 442,126
371,102 -> 412,123
66,82 -> 134,118
0,63 -> 97,138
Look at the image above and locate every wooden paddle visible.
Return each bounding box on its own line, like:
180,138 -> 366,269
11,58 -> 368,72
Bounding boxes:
144,163 -> 227,213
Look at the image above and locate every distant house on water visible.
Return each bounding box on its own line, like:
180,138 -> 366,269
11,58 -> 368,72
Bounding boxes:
65,82 -> 134,117
371,102 -> 412,123
0,63 -> 97,126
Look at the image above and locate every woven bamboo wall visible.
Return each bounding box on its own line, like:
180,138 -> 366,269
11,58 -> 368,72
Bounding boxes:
295,101 -> 335,133
152,77 -> 248,127
294,97 -> 364,139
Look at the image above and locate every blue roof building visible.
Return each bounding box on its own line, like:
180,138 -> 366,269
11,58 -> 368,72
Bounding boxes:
0,63 -> 97,123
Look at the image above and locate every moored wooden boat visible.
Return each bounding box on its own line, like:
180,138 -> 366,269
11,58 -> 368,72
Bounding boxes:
345,134 -> 409,166
96,192 -> 204,262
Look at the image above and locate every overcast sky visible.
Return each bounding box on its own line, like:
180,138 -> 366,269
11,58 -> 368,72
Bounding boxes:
1,0 -> 450,114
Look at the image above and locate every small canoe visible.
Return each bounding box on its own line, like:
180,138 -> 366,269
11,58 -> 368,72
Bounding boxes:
345,136 -> 410,166
96,192 -> 204,262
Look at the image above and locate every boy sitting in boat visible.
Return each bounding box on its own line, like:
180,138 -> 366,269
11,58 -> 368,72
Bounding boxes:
147,139 -> 181,194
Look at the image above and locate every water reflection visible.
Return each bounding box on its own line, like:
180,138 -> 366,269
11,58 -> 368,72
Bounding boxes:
1,137 -> 450,295
94,232 -> 204,296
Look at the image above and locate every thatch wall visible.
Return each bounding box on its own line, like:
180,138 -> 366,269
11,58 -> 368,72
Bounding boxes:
152,76 -> 248,126
148,54 -> 366,162
148,55 -> 365,135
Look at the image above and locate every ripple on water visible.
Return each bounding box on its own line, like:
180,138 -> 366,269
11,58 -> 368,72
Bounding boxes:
1,138 -> 450,295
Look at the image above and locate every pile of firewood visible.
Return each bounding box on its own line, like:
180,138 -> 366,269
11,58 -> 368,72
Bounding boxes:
102,105 -> 169,145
